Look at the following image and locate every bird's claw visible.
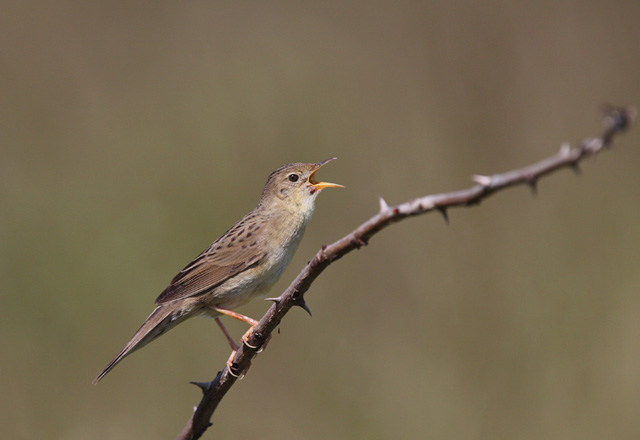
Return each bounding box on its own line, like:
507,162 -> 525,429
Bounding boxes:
226,350 -> 248,379
242,330 -> 259,349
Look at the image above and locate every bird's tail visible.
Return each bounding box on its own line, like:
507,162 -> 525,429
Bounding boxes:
93,304 -> 185,384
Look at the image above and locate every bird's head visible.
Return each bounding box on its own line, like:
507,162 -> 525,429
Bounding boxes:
260,158 -> 343,216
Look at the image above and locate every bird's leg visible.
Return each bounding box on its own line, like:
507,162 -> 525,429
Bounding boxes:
214,315 -> 248,378
214,317 -> 239,351
212,307 -> 273,378
212,306 -> 260,349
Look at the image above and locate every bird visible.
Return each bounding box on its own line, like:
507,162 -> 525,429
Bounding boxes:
93,158 -> 343,384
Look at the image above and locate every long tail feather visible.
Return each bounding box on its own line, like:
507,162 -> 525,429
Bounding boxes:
93,304 -> 183,384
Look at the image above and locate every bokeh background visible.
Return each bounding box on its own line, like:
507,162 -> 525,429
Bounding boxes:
2,1 -> 640,439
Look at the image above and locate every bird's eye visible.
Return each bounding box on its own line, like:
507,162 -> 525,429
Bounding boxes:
288,173 -> 299,182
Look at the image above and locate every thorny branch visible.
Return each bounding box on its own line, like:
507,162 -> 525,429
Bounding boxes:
177,106 -> 636,440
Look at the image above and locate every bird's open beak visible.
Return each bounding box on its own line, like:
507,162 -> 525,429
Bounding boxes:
309,157 -> 344,190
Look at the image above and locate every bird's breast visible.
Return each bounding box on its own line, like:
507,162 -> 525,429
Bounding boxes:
206,212 -> 310,310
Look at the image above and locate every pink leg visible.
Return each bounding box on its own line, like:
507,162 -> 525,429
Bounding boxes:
214,317 -> 239,351
212,306 -> 259,349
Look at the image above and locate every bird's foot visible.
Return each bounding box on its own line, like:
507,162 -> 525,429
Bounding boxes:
241,328 -> 260,349
226,350 -> 250,379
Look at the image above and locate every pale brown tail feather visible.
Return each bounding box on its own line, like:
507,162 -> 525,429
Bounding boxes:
93,304 -> 184,384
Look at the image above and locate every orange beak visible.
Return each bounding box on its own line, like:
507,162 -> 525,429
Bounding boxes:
309,157 -> 344,190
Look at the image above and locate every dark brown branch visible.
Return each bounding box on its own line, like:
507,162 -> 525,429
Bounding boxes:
176,105 -> 636,440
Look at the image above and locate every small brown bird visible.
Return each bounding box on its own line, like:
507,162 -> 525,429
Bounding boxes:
94,158 -> 342,383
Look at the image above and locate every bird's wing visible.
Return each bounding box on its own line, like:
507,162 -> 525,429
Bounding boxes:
155,214 -> 267,304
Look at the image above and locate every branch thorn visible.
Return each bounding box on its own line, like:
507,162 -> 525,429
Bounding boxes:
295,298 -> 313,317
437,206 -> 449,224
190,381 -> 213,393
526,177 -> 538,196
378,196 -> 390,213
472,174 -> 492,187
350,236 -> 367,248
560,142 -> 571,156
570,161 -> 582,176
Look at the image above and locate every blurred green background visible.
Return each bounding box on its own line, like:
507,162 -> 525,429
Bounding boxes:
2,1 -> 640,439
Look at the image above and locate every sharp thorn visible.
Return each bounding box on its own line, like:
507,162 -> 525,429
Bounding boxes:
190,381 -> 212,393
437,207 -> 449,224
378,196 -> 389,212
264,297 -> 281,305
527,178 -> 538,196
296,299 -> 313,317
472,174 -> 492,186
350,236 -> 367,248
570,162 -> 582,176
